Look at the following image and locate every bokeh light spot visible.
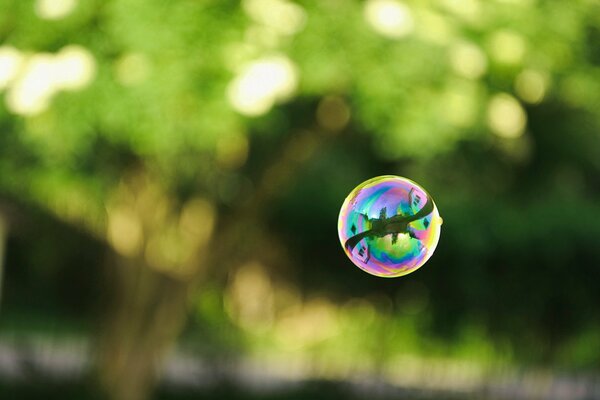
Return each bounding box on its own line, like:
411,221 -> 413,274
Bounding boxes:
488,30 -> 527,65
53,45 -> 96,91
275,297 -> 339,349
226,262 -> 275,332
416,10 -> 456,44
35,0 -> 77,20
487,93 -> 527,138
243,0 -> 307,36
515,69 -> 549,104
439,0 -> 481,22
0,46 -> 24,90
316,95 -> 351,132
178,198 -> 215,248
114,53 -> 151,86
5,46 -> 95,116
107,208 -> 143,257
449,41 -> 487,80
364,0 -> 414,39
227,55 -> 298,116
6,54 -> 56,116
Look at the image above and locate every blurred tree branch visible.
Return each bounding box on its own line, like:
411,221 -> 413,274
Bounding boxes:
94,126 -> 333,400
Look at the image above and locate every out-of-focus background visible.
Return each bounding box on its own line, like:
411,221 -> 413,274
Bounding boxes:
1,0 -> 599,399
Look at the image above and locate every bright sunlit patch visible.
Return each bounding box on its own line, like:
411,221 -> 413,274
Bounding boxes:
107,208 -> 143,257
6,54 -> 56,116
488,30 -> 526,65
227,55 -> 298,116
487,93 -> 527,138
178,198 -> 215,248
515,69 -> 549,104
53,45 -> 96,90
0,46 -> 24,90
364,0 -> 414,39
449,41 -> 487,80
243,0 -> 307,35
34,0 -> 77,20
4,46 -> 96,116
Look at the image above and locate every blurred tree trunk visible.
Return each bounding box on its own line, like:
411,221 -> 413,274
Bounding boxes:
95,129 -> 330,400
0,213 -> 6,310
96,256 -> 191,400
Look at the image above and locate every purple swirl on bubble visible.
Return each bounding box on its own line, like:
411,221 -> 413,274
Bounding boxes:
338,176 -> 442,277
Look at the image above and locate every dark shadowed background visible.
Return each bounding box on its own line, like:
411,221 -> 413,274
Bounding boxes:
0,0 -> 599,399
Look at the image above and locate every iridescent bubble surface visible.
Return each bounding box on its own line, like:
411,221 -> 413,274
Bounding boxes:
338,176 -> 442,278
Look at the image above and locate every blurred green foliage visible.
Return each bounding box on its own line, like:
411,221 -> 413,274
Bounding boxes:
0,0 -> 600,398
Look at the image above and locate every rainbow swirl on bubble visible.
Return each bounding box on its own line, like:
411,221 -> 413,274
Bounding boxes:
338,176 -> 442,278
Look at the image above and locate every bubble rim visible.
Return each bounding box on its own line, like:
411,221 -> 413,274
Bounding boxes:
337,175 -> 441,278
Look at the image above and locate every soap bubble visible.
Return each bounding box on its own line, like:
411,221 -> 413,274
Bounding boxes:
338,176 -> 442,278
